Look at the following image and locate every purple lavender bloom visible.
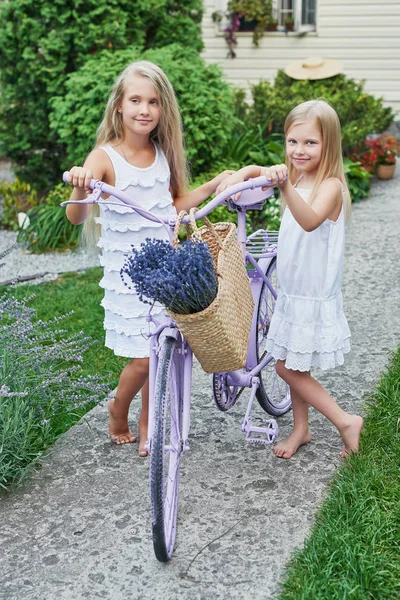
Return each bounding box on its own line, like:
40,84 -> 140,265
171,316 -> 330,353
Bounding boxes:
121,239 -> 218,314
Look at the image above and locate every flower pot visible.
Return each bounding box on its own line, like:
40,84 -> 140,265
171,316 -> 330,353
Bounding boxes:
376,163 -> 396,180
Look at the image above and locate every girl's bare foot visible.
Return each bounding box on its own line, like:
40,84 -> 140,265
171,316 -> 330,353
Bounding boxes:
138,414 -> 149,457
273,428 -> 312,459
339,415 -> 363,458
109,398 -> 136,445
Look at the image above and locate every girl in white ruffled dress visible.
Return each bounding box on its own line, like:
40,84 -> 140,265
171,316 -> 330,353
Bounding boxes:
66,61 -> 232,454
217,100 -> 363,459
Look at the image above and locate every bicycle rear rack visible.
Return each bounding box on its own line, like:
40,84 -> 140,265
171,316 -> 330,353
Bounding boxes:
241,378 -> 278,444
246,229 -> 279,258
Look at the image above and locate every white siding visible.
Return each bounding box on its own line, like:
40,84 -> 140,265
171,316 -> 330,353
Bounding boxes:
201,0 -> 400,115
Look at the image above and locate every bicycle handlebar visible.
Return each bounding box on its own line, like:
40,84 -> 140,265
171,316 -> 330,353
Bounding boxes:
61,171 -> 278,225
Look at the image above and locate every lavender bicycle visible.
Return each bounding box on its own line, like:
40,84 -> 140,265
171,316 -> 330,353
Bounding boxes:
62,173 -> 291,562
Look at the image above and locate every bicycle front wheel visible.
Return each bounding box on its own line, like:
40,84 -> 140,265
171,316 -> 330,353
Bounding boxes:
256,257 -> 291,416
150,335 -> 184,562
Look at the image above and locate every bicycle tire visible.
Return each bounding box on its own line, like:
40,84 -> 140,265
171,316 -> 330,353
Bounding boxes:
256,257 -> 291,416
150,336 -> 184,562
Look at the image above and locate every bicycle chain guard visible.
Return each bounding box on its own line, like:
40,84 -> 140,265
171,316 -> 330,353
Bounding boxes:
212,373 -> 242,411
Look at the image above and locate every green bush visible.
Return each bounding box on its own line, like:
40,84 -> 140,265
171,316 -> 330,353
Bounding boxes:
249,71 -> 394,155
50,44 -> 236,178
18,184 -> 81,252
344,159 -> 372,203
0,0 -> 203,190
222,123 -> 285,166
0,179 -> 38,230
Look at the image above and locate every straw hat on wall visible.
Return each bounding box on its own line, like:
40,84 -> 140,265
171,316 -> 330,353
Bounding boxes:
284,56 -> 343,80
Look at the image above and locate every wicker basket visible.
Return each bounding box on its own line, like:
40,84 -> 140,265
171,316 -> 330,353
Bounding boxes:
167,210 -> 254,373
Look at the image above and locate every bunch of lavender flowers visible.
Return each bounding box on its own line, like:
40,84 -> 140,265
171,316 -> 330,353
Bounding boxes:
121,238 -> 218,314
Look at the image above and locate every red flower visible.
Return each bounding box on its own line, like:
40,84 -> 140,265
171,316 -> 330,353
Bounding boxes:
351,135 -> 399,171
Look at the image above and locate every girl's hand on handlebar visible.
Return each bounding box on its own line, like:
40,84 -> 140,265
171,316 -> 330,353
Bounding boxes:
261,164 -> 288,187
210,170 -> 235,194
67,166 -> 93,194
215,171 -> 245,197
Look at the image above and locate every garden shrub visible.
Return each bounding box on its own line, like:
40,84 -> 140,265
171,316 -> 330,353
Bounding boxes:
344,159 -> 372,203
249,71 -> 394,155
0,0 -> 203,191
222,122 -> 284,166
0,179 -> 39,231
18,184 -> 81,252
49,44 -> 236,179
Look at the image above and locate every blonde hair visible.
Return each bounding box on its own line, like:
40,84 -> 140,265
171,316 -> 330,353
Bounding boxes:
83,61 -> 188,246
284,99 -> 351,221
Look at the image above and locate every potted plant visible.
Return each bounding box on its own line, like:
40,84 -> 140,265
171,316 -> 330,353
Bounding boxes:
266,18 -> 278,32
367,135 -> 399,179
284,16 -> 295,32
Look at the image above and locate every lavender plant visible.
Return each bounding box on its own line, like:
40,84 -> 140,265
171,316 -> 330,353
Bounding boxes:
0,246 -> 110,489
121,239 -> 218,315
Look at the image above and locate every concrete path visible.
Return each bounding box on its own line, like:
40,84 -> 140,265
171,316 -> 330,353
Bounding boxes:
1,172 -> 400,600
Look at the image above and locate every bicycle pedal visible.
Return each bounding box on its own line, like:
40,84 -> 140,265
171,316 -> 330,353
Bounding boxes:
244,419 -> 278,444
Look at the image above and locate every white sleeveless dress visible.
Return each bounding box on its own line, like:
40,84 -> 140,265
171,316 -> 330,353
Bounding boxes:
265,187 -> 351,371
95,144 -> 176,358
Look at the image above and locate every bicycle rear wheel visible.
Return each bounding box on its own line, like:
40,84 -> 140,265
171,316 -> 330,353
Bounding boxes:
256,257 -> 291,416
150,335 -> 184,562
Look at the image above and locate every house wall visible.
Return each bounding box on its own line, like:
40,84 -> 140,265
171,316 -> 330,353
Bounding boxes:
201,0 -> 400,115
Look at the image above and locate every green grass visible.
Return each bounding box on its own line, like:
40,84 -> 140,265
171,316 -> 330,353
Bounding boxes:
279,347 -> 400,600
3,267 -> 126,383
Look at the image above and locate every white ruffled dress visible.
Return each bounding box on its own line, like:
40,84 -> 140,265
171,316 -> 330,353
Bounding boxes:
96,144 -> 176,358
266,187 -> 351,371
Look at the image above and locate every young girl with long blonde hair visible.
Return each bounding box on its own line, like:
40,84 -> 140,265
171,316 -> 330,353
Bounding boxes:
217,99 -> 363,459
66,61 -> 232,455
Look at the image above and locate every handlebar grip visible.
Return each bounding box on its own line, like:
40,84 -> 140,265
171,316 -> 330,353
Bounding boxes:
62,171 -> 98,190
247,175 -> 287,188
249,175 -> 274,188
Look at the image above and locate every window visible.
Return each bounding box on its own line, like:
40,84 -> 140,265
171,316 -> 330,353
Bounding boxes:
275,0 -> 316,32
301,0 -> 317,28
214,0 -> 316,35
276,0 -> 294,28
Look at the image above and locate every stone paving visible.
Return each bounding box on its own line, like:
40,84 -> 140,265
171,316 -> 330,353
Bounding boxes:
1,171 -> 400,600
